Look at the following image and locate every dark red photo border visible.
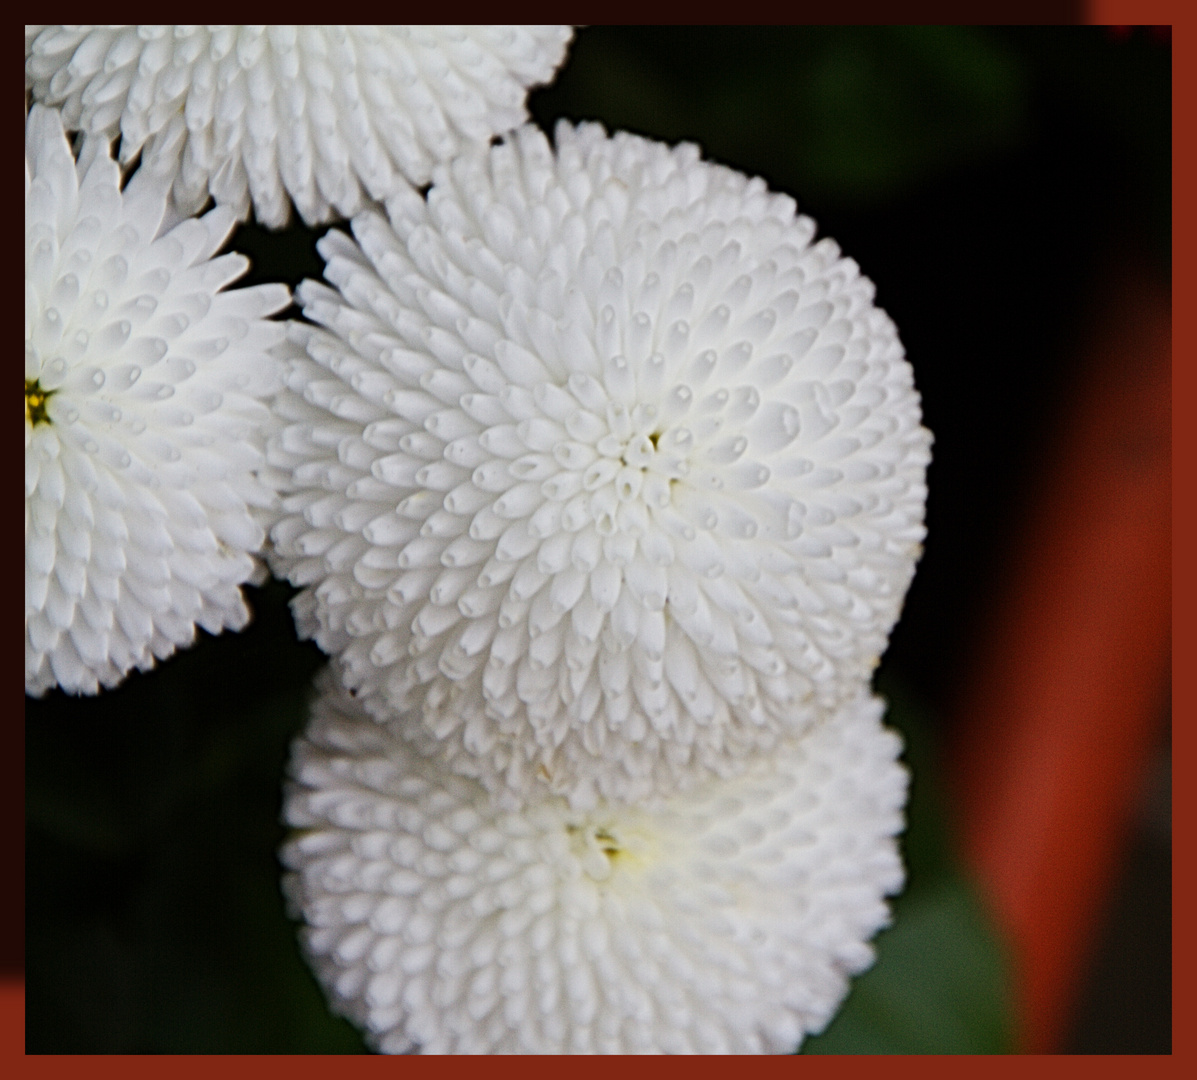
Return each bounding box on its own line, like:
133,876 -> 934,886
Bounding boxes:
13,1 -> 1185,1071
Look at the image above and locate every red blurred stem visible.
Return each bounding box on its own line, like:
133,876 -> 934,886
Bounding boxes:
947,254 -> 1170,1053
1087,0 -> 1181,26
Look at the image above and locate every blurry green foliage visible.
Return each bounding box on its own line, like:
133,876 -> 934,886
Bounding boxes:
532,26 -> 1027,210
805,877 -> 1013,1054
802,680 -> 1014,1054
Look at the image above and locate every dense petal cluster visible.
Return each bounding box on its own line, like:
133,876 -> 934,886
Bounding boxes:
282,674 -> 906,1054
25,35 -> 927,1056
269,122 -> 931,807
25,26 -> 574,228
25,104 -> 288,696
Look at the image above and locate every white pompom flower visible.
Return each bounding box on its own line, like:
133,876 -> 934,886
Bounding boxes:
282,673 -> 907,1054
25,104 -> 289,697
25,26 -> 574,229
269,121 -> 932,808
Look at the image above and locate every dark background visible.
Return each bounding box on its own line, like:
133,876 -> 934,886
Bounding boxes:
24,26 -> 1170,1053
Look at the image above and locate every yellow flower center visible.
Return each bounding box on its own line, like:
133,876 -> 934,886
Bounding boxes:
566,820 -> 654,882
25,378 -> 52,427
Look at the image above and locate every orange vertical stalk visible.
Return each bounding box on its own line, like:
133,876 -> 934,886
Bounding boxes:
948,255 -> 1170,1053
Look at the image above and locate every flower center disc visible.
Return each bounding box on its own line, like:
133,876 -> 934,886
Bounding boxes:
25,378 -> 51,426
566,820 -> 651,882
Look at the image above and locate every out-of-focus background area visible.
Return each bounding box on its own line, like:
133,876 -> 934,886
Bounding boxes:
22,23 -> 1171,1053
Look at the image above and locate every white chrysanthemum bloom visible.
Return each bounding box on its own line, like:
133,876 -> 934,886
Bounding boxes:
25,26 -> 574,229
282,673 -> 907,1054
25,104 -> 288,696
269,122 -> 931,808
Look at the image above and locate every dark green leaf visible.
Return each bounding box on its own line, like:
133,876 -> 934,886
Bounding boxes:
802,873 -> 1014,1054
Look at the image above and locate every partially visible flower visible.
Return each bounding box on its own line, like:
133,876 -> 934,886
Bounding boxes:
25,26 -> 574,229
25,104 -> 288,696
269,122 -> 931,808
282,673 -> 907,1054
